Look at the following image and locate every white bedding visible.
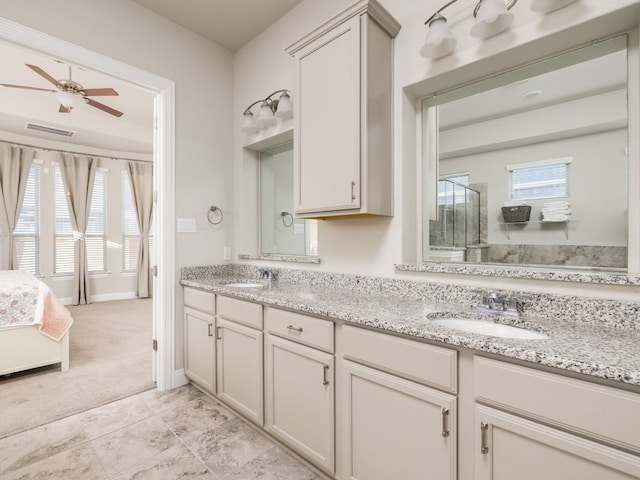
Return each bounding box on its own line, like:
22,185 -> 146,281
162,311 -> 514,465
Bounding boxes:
0,270 -> 48,328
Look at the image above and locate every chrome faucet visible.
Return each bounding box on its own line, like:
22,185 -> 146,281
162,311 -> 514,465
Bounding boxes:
258,268 -> 274,280
476,290 -> 532,316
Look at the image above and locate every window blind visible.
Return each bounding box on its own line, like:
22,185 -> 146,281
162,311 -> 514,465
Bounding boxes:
14,163 -> 40,274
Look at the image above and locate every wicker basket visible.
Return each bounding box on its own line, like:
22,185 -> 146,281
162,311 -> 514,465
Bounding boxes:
501,205 -> 531,223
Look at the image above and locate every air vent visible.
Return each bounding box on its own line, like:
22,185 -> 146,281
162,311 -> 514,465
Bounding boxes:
26,122 -> 76,137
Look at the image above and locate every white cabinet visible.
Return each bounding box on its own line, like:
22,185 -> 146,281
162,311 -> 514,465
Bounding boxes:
340,325 -> 457,480
265,307 -> 335,475
286,0 -> 400,219
475,405 -> 640,480
474,356 -> 640,480
216,295 -> 264,425
183,287 -> 216,394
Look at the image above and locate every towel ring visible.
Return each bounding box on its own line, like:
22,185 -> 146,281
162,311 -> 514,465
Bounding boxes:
208,206 -> 224,225
281,211 -> 293,228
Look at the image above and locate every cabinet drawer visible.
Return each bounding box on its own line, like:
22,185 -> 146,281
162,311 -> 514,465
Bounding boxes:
342,325 -> 457,394
184,287 -> 215,314
217,295 -> 263,330
474,356 -> 640,454
265,307 -> 334,353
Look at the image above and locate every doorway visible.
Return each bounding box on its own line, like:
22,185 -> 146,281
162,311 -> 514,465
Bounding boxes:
0,17 -> 176,390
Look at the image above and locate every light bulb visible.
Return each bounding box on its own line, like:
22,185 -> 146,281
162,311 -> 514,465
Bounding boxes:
420,16 -> 457,59
470,0 -> 514,38
275,92 -> 292,119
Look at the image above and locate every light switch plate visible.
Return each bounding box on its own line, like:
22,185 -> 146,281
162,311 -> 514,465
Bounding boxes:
293,223 -> 305,235
177,218 -> 196,233
223,246 -> 231,260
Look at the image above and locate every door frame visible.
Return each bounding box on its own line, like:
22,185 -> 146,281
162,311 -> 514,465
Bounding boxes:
0,17 -> 177,390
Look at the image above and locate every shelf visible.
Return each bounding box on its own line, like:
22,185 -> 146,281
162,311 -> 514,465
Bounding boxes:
499,220 -> 577,240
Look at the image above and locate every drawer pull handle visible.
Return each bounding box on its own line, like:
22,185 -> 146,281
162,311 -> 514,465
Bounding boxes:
351,181 -> 356,201
207,323 -> 213,337
322,364 -> 330,386
216,326 -> 222,340
481,422 -> 489,454
441,408 -> 450,438
286,325 -> 303,333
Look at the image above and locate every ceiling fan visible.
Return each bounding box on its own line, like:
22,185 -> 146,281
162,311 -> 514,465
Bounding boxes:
1,64 -> 124,117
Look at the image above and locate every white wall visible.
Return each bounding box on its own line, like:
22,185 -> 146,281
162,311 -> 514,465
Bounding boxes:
0,0 -> 235,370
234,0 -> 640,301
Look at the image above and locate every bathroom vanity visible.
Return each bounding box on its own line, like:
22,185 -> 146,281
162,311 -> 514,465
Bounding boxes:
181,268 -> 640,480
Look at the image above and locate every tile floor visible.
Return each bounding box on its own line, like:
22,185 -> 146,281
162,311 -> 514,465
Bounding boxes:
0,384 -> 325,479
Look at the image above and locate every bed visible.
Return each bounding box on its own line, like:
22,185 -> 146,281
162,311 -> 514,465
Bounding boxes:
0,270 -> 73,376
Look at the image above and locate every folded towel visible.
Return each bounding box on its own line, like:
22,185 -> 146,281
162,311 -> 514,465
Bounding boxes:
503,200 -> 529,207
542,207 -> 572,214
542,214 -> 570,222
543,201 -> 570,208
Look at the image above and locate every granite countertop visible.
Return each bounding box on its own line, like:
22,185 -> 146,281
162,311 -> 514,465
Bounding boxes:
180,276 -> 640,388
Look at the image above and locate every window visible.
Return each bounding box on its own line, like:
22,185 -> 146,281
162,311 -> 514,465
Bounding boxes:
54,165 -> 107,273
508,158 -> 571,201
86,170 -> 107,272
14,163 -> 40,274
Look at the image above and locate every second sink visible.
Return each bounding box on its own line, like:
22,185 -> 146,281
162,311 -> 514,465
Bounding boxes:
430,317 -> 548,340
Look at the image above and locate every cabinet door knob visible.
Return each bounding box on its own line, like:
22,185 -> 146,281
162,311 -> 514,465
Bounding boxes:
480,422 -> 490,454
441,408 -> 450,438
322,364 -> 330,386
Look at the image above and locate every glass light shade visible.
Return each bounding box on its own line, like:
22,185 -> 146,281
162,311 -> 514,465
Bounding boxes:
275,92 -> 293,119
420,17 -> 457,59
470,0 -> 514,38
241,111 -> 258,132
258,102 -> 277,127
530,0 -> 575,13
55,90 -> 86,109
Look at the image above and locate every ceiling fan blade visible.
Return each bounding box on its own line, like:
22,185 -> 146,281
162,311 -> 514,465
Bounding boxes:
26,64 -> 63,88
59,105 -> 71,113
82,88 -> 119,96
0,83 -> 57,92
86,98 -> 123,117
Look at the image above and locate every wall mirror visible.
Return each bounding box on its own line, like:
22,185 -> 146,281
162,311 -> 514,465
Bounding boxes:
422,35 -> 628,271
260,142 -> 317,256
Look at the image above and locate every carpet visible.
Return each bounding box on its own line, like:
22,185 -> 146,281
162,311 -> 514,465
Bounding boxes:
0,298 -> 155,439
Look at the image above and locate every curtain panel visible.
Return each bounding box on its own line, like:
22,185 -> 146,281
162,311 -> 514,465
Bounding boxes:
59,153 -> 97,305
0,143 -> 35,270
127,161 -> 154,298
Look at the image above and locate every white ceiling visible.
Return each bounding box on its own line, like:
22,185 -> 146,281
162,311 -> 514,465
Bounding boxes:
0,1 -> 302,155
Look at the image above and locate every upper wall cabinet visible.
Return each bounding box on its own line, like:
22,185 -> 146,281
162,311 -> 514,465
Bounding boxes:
286,0 -> 400,219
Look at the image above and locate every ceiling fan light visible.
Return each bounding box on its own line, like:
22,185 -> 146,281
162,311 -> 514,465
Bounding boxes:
241,111 -> 258,132
420,16 -> 457,59
470,0 -> 514,38
530,0 -> 575,13
55,90 -> 86,110
275,92 -> 293,119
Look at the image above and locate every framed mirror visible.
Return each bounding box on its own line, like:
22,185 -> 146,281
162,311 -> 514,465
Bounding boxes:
422,35 -> 628,272
260,142 -> 318,256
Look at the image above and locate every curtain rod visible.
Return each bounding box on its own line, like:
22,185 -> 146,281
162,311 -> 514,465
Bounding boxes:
0,139 -> 153,164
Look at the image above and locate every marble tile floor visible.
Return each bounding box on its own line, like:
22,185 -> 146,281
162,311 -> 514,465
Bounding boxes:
0,384 -> 325,480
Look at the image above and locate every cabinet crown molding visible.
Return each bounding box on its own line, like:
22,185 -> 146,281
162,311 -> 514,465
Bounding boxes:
285,0 -> 401,56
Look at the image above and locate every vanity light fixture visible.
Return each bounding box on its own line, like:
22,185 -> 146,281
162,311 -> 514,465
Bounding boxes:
421,0 -> 577,59
241,89 -> 293,133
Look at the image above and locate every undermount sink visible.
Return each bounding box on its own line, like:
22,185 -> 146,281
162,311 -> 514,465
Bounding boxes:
430,317 -> 548,340
223,282 -> 264,288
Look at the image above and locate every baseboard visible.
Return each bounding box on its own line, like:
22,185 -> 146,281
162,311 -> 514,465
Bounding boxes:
60,292 -> 138,305
173,368 -> 189,388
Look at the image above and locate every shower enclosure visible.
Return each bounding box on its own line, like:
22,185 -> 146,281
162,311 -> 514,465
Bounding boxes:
431,178 -> 481,252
